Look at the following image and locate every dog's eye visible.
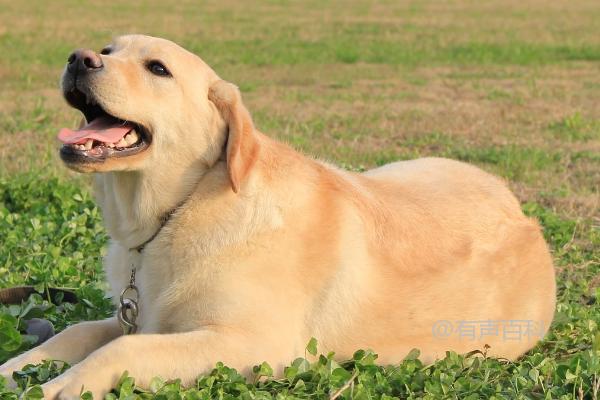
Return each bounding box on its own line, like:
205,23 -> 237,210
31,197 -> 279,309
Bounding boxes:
100,47 -> 112,55
147,61 -> 171,77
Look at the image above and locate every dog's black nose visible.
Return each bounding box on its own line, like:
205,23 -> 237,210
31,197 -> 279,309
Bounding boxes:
67,49 -> 103,74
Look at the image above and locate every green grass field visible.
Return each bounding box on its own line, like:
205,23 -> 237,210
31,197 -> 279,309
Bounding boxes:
0,1 -> 599,398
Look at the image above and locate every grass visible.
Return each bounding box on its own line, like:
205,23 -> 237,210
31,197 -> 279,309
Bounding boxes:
549,113 -> 600,142
0,0 -> 599,398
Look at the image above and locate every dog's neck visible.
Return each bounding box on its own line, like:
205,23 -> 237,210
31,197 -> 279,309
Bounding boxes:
93,104 -> 229,250
93,158 -> 210,250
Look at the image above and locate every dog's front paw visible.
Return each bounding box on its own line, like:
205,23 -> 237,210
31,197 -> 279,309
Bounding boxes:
0,366 -> 17,391
41,362 -> 119,400
0,354 -> 33,390
0,347 -> 52,381
41,375 -> 93,400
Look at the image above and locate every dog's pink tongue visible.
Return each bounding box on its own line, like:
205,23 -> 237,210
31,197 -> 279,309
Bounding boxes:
58,117 -> 134,144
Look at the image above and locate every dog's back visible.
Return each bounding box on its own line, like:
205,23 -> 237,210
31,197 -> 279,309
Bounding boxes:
308,157 -> 557,362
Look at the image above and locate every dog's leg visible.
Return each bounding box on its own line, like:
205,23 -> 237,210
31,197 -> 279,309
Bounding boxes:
0,318 -> 121,387
41,329 -> 289,400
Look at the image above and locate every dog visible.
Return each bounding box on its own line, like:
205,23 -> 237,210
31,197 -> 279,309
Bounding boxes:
0,34 -> 556,399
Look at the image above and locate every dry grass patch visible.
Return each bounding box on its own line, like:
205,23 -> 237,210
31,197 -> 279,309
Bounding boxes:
0,0 -> 598,219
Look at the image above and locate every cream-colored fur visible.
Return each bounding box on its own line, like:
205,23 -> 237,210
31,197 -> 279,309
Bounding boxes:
0,35 -> 556,399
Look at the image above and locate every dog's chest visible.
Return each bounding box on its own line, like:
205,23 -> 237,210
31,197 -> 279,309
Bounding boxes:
106,240 -> 220,334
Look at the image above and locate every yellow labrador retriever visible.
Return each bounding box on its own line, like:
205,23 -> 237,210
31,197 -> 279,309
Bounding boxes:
0,35 -> 556,399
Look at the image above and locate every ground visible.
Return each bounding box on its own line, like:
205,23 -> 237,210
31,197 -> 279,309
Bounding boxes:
0,1 -> 598,399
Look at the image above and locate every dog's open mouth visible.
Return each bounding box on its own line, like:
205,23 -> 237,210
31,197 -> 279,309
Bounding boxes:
58,88 -> 150,162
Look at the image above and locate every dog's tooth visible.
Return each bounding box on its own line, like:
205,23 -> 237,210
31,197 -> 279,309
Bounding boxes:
84,139 -> 93,150
116,138 -> 128,148
107,142 -> 115,148
124,133 -> 137,145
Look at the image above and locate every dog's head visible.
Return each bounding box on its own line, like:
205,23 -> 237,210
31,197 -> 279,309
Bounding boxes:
58,34 -> 258,192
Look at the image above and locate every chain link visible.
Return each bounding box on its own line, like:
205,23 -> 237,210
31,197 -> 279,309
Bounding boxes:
117,268 -> 139,334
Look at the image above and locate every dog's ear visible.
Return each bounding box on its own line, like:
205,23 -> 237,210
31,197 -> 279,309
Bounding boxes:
208,80 -> 260,193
